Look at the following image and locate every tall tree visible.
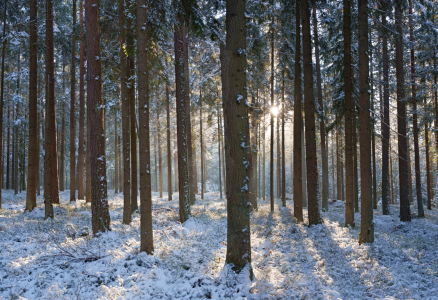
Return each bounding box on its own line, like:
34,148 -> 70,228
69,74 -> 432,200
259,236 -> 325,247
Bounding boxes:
166,66 -> 172,201
409,1 -> 424,218
85,0 -> 110,234
313,4 -> 328,212
0,0 -> 6,208
157,109 -> 163,198
223,0 -> 253,278
127,0 -> 138,213
200,92 -> 204,200
174,0 -> 191,223
77,0 -> 85,200
269,0 -> 275,212
26,0 -> 37,211
184,25 -> 196,206
381,6 -> 390,215
293,0 -> 303,222
44,0 -> 56,218
344,0 -> 354,227
120,0 -> 131,224
395,0 -> 411,222
69,0 -> 77,202
137,0 -> 153,254
302,0 -> 321,225
358,0 -> 373,243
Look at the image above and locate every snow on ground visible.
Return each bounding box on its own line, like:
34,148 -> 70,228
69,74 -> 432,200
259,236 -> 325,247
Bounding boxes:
1,190 -> 438,299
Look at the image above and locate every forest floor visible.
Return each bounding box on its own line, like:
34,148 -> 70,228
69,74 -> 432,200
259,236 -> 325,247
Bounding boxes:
0,190 -> 438,300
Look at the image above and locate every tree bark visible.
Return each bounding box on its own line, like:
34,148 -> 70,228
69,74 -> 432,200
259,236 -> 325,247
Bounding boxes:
344,0 -> 354,227
217,103 -> 222,199
200,92 -> 204,200
381,9 -> 390,215
26,0 -> 37,210
395,1 -> 411,222
69,0 -> 77,202
293,0 -> 303,222
174,5 -> 191,222
126,0 -> 138,212
137,0 -> 153,253
183,25 -> 196,205
166,69 -> 172,201
85,0 -> 110,234
302,0 -> 321,225
281,73 -> 285,207
114,109 -> 118,194
425,123 -> 432,212
270,1 -> 275,212
409,1 -> 424,217
313,4 -> 328,212
60,65 -> 65,192
119,0 -> 131,224
157,108 -> 163,198
77,0 -> 85,200
223,0 -> 252,277
358,0 -> 373,243
44,0 -> 56,218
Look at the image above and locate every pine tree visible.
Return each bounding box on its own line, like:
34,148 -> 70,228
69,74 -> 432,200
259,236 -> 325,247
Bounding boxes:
302,0 -> 321,225
26,0 -> 37,211
358,0 -> 373,243
85,0 -> 110,234
395,0 -> 411,222
137,0 -> 153,254
293,0 -> 303,222
223,0 -> 253,278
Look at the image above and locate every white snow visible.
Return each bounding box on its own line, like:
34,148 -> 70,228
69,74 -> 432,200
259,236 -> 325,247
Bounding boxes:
0,190 -> 437,299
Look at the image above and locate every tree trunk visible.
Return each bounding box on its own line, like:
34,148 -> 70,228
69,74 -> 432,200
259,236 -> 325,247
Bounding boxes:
293,0 -> 303,222
114,109 -> 118,194
26,0 -> 37,210
137,0 -> 153,253
174,7 -> 191,223
69,0 -> 76,202
166,70 -> 172,201
85,0 -> 110,234
409,1 -> 424,217
276,110 -> 281,199
119,0 -> 131,223
395,1 -> 411,222
302,0 -> 321,225
270,3 -> 275,212
0,0 -> 6,208
281,73 -> 285,207
381,9 -> 390,215
313,4 -> 328,212
223,0 -> 252,277
44,0 -> 55,218
183,25 -> 196,205
353,115 -> 358,212
200,93 -> 204,200
126,1 -> 138,212
77,0 -> 85,200
86,112 -> 91,203
14,101 -> 19,196
157,108 -> 163,198
358,0 -> 373,243
249,101 -> 258,211
218,103 -> 222,199
154,131 -> 158,192
344,0 -> 354,227
425,123 -> 432,212
370,33 -> 377,211
60,66 -> 65,192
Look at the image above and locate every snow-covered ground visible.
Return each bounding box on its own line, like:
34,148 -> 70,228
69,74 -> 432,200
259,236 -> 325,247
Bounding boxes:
1,189 -> 437,299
